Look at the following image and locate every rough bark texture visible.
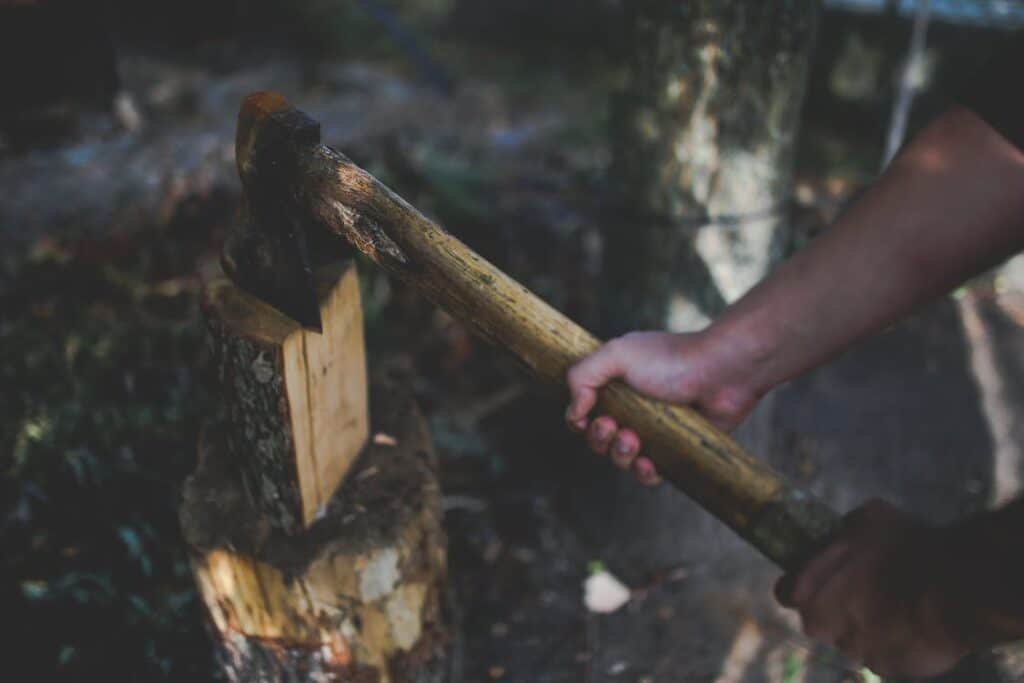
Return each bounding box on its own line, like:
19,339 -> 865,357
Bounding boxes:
604,0 -> 821,332
202,260 -> 369,533
180,383 -> 448,683
230,93 -> 839,570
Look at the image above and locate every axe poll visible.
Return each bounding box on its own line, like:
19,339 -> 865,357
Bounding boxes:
223,92 -> 841,571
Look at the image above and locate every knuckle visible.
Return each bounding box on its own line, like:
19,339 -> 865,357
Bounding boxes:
590,417 -> 613,438
603,338 -> 625,356
634,460 -> 657,483
704,389 -> 747,420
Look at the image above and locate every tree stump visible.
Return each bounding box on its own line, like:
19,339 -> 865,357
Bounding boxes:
181,388 -> 447,682
185,261 -> 448,681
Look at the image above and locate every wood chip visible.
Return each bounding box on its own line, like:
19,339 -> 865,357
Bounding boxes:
584,570 -> 631,614
373,432 -> 398,446
355,466 -> 379,481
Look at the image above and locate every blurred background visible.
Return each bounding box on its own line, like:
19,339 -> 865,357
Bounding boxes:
3,0 -> 1024,680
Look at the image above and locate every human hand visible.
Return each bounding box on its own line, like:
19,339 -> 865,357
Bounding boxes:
564,330 -> 765,484
775,499 -> 970,677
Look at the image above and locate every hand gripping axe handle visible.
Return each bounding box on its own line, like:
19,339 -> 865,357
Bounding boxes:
223,92 -> 841,571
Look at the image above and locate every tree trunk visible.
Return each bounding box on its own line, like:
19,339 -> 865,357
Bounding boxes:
592,1 -> 821,572
604,0 -> 820,332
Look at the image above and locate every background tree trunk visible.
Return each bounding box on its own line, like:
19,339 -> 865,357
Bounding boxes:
588,0 -> 821,572
604,0 -> 820,332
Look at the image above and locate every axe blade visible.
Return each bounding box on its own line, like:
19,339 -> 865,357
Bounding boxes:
222,208 -> 323,332
221,92 -> 325,332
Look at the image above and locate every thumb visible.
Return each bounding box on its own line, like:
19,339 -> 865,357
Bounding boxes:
566,341 -> 626,426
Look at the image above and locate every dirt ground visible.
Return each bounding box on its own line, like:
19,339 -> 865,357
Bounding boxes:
4,49 -> 1024,682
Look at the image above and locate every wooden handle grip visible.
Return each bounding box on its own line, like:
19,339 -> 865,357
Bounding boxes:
250,97 -> 841,570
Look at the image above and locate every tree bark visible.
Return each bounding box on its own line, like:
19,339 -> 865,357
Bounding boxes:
180,382 -> 448,683
202,261 -> 369,533
604,0 -> 820,332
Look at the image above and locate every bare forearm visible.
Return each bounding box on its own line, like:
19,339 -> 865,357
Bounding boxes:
710,107 -> 1024,395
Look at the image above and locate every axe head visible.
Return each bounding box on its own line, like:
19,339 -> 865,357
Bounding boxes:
222,92 -> 328,332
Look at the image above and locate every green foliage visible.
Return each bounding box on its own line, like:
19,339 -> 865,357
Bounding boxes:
860,668 -> 882,682
783,652 -> 805,683
1,229 -> 214,680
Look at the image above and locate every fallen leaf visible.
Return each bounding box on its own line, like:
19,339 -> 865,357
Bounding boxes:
373,433 -> 398,446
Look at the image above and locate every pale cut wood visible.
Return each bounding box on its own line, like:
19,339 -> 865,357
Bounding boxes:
181,385 -> 448,683
235,93 -> 840,570
203,260 -> 369,532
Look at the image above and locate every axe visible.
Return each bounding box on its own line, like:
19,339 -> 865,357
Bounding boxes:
223,91 -> 840,571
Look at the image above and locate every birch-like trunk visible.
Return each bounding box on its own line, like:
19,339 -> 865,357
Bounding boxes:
604,0 -> 820,332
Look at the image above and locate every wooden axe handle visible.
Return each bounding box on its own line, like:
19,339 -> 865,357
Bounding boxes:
258,98 -> 841,570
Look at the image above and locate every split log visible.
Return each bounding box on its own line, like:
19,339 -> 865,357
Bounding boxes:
202,259 -> 369,533
180,384 -> 448,683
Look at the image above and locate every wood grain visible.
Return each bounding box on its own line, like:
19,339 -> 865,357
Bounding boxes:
202,260 -> 369,531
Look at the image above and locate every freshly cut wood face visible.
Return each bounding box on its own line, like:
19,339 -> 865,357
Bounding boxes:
284,264 -> 369,526
203,260 -> 369,531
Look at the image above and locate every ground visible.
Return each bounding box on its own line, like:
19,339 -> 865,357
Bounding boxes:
3,43 -> 1024,683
